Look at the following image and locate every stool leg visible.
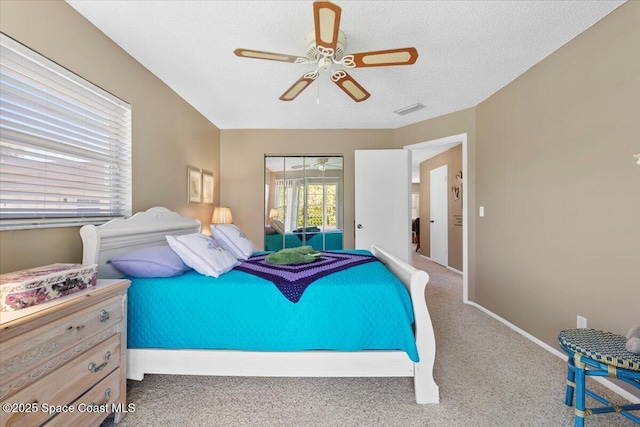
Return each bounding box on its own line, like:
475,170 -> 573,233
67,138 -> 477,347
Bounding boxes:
574,355 -> 586,427
565,355 -> 576,407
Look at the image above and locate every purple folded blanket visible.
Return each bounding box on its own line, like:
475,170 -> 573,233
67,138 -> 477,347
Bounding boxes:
235,251 -> 377,302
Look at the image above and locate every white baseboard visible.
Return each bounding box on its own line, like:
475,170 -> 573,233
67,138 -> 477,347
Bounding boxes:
466,301 -> 640,404
446,266 -> 463,275
416,253 -> 462,276
416,253 -> 438,264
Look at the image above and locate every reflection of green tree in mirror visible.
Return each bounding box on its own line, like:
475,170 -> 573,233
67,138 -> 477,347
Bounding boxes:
297,184 -> 337,228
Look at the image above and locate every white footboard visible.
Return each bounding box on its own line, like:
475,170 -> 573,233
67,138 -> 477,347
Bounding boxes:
371,245 -> 439,404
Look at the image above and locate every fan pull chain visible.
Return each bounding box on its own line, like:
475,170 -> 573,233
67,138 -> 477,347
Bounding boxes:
317,76 -> 320,105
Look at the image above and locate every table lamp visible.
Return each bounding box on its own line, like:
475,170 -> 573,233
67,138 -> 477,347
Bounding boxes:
212,207 -> 233,224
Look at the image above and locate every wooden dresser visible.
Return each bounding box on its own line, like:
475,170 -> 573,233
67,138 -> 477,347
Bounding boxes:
0,279 -> 130,427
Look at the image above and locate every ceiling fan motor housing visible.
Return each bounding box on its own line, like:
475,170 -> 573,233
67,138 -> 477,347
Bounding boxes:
306,30 -> 346,60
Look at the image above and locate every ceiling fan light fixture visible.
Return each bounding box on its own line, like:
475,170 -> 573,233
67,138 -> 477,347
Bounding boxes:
394,102 -> 426,116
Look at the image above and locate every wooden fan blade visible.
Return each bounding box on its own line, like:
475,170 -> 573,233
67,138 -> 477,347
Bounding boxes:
347,47 -> 418,68
313,1 -> 342,52
331,71 -> 370,102
234,48 -> 306,63
279,74 -> 317,101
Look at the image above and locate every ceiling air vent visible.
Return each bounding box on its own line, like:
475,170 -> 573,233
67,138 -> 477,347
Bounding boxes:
394,102 -> 425,116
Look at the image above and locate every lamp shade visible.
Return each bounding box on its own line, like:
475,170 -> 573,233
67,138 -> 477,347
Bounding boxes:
268,208 -> 279,219
212,207 -> 233,224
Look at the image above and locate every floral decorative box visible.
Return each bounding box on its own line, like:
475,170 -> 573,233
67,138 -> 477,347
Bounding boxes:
0,263 -> 98,312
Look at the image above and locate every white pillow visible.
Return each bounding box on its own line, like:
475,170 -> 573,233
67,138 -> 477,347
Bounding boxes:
211,223 -> 256,260
166,233 -> 240,278
271,218 -> 285,234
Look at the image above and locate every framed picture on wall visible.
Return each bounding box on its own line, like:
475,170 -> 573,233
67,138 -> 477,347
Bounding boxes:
188,166 -> 202,203
202,170 -> 214,204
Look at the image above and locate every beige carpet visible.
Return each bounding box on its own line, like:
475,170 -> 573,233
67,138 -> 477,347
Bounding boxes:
103,253 -> 636,426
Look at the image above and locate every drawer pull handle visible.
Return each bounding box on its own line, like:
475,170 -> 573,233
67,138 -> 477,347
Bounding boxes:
88,351 -> 111,373
99,309 -> 110,322
89,388 -> 111,407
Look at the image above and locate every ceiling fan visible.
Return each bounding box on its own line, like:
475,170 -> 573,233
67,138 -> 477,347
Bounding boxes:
291,158 -> 342,171
234,1 -> 418,102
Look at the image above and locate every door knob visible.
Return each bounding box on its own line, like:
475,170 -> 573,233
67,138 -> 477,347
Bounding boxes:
357,224 -> 363,229
430,220 -> 434,223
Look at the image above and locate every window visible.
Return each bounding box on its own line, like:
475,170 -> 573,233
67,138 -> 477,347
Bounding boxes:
274,177 -> 339,232
297,178 -> 338,230
0,34 -> 131,230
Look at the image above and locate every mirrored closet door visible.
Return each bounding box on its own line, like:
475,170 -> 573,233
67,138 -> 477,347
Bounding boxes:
264,156 -> 343,251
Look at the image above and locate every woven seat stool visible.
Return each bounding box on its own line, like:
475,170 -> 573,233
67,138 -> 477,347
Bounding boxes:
559,329 -> 640,427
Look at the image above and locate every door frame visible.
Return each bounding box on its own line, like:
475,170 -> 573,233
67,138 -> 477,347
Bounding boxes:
429,164 -> 448,267
404,133 -> 469,303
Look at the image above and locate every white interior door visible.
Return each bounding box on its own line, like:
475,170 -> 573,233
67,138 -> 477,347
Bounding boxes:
355,149 -> 411,264
430,165 -> 448,266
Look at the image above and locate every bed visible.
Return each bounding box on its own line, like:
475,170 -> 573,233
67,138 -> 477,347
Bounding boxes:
264,229 -> 343,251
80,207 -> 439,404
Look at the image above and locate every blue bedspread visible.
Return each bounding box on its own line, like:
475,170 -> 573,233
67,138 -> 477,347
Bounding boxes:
127,251 -> 419,362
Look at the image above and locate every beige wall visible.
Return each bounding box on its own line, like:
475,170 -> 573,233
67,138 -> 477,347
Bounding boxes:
0,0 -> 220,274
418,145 -> 463,271
474,0 -> 639,349
220,129 -> 395,249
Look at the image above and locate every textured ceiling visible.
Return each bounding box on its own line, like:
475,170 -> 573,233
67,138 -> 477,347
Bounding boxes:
66,0 -> 624,130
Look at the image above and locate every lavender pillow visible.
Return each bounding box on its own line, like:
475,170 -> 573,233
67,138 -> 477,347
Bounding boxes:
108,246 -> 191,278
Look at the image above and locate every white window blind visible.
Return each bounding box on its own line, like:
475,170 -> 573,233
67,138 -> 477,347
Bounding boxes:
0,34 -> 131,230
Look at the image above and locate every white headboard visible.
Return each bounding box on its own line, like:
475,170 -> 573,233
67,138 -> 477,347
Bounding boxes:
80,207 -> 201,279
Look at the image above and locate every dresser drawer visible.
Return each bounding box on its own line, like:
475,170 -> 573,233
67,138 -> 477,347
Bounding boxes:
43,368 -> 121,427
0,334 -> 120,427
0,295 -> 123,385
